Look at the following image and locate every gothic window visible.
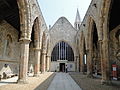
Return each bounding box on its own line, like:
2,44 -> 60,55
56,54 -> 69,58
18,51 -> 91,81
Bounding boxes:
78,24 -> 80,30
5,34 -> 12,57
51,41 -> 74,61
76,24 -> 77,29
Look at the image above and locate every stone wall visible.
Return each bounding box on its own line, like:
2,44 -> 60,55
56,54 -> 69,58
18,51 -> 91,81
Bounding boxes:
109,25 -> 120,76
77,0 -> 120,83
27,0 -> 48,43
48,17 -> 78,56
0,20 -> 20,74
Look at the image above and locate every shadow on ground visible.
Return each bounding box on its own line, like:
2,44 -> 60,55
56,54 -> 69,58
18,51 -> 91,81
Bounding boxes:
35,73 -> 56,90
69,72 -> 120,90
0,81 -> 16,84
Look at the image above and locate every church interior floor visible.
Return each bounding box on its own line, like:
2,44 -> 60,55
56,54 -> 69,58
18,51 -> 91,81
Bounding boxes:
47,72 -> 82,90
0,72 -> 55,90
70,72 -> 120,90
1,72 -> 120,90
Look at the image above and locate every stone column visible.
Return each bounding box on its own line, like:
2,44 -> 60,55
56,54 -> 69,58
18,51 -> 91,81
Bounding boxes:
41,52 -> 47,73
76,56 -> 79,72
34,48 -> 41,77
87,49 -> 93,78
74,56 -> 77,71
80,53 -> 84,73
46,56 -> 51,71
17,39 -> 31,84
101,39 -> 111,84
75,56 -> 79,72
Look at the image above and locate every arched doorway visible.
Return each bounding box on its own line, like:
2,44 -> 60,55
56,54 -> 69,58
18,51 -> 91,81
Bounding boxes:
51,41 -> 75,72
92,22 -> 101,76
83,38 -> 87,72
28,17 -> 40,76
87,17 -> 99,77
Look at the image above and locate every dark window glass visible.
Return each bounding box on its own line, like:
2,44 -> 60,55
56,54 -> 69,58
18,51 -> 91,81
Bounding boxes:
51,41 -> 74,61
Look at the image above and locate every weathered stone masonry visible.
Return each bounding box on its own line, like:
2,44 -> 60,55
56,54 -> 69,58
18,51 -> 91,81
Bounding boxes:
0,0 -> 120,85
77,0 -> 120,84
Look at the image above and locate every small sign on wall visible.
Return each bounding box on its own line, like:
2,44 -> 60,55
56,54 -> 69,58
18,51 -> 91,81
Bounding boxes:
113,67 -> 116,71
70,64 -> 72,68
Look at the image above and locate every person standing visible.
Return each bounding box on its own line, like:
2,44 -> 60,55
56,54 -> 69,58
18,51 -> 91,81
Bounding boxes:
65,64 -> 68,73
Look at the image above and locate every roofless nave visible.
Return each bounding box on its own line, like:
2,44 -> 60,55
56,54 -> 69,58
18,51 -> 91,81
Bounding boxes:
0,0 -> 120,85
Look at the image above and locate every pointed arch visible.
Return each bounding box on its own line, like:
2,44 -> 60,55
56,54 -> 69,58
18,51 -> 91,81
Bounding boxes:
51,41 -> 74,61
31,17 -> 40,48
100,0 -> 120,83
17,0 -> 30,39
87,17 -> 98,51
86,16 -> 99,77
51,40 -> 74,53
28,17 -> 41,75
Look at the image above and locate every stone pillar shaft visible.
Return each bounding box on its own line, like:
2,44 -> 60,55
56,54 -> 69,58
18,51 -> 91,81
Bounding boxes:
46,56 -> 51,71
76,56 -> 79,72
87,49 -> 93,77
80,53 -> 84,72
34,48 -> 41,76
41,53 -> 46,73
101,39 -> 110,84
18,39 -> 30,84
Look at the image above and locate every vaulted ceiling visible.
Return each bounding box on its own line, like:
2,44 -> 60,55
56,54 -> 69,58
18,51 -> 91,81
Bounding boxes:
0,0 -> 20,31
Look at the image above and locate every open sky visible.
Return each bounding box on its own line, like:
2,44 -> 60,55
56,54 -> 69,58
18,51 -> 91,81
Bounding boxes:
38,0 -> 91,27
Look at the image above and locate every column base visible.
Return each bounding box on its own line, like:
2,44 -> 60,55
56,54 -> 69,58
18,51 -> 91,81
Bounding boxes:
41,71 -> 46,74
47,70 -> 50,72
87,73 -> 94,78
101,79 -> 111,85
34,74 -> 40,77
17,79 -> 28,84
82,72 -> 86,75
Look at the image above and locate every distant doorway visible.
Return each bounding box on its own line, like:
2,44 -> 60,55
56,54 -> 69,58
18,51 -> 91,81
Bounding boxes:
59,63 -> 65,72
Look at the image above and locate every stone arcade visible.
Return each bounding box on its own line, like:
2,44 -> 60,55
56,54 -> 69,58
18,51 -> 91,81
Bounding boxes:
0,0 -> 120,85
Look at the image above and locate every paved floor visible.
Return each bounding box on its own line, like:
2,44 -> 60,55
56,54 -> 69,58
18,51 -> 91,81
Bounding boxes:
47,72 -> 82,90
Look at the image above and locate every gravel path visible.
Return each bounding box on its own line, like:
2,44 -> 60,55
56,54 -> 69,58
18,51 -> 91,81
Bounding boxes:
0,72 -> 55,90
69,72 -> 120,90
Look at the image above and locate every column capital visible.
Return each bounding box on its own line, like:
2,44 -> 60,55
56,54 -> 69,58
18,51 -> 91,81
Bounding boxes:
46,56 -> 51,57
98,40 -> 102,42
19,38 -> 31,44
98,40 -> 103,44
42,49 -> 47,54
33,48 -> 42,51
42,52 -> 47,55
